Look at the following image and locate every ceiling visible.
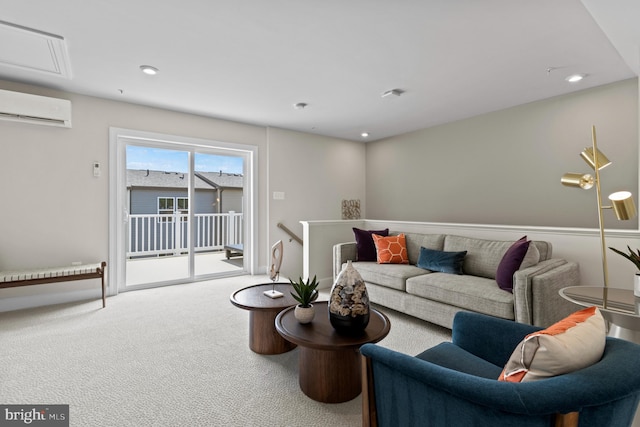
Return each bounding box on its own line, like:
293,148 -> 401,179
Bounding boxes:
0,0 -> 638,142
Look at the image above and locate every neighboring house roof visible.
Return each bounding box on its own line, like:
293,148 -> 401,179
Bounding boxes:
127,169 -> 243,190
196,172 -> 243,189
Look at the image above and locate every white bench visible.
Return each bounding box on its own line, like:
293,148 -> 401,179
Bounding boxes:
0,261 -> 107,308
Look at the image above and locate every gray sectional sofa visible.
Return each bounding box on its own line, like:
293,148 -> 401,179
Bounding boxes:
333,232 -> 580,329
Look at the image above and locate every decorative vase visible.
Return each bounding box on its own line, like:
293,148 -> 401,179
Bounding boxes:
294,304 -> 315,324
634,274 -> 640,297
329,260 -> 370,335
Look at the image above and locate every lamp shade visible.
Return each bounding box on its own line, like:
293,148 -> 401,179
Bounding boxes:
580,147 -> 611,171
609,191 -> 637,220
561,173 -> 594,189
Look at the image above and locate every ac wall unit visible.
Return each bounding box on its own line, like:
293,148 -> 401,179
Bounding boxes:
0,89 -> 72,128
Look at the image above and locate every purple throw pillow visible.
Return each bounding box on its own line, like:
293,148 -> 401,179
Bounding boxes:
496,236 -> 530,293
353,227 -> 389,261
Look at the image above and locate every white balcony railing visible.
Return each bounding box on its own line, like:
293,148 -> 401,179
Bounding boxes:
127,211 -> 243,258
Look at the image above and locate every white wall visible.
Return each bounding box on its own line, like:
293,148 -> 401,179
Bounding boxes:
0,82 -> 266,308
306,79 -> 640,291
267,127 -> 366,281
1,77 -> 638,311
366,79 -> 639,230
0,80 -> 366,311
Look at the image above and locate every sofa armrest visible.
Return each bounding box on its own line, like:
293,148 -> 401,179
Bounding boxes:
452,312 -> 541,367
333,242 -> 357,281
513,259 -> 580,327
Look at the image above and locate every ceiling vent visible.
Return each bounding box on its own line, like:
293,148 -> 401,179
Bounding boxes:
0,20 -> 72,79
0,89 -> 72,128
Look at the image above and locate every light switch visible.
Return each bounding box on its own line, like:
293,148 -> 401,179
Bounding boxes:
273,191 -> 285,200
93,162 -> 101,177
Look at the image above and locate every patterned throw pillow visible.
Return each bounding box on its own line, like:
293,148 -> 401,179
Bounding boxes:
372,233 -> 409,264
499,306 -> 606,382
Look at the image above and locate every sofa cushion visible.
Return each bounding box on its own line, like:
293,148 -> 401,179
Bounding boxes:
499,306 -> 606,382
373,233 -> 409,264
496,237 -> 530,292
531,241 -> 552,261
444,235 -> 521,279
406,273 -> 514,320
347,261 -> 427,292
402,233 -> 446,265
353,227 -> 389,261
417,247 -> 467,275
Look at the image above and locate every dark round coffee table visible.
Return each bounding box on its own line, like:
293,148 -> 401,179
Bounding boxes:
230,283 -> 297,354
275,302 -> 390,403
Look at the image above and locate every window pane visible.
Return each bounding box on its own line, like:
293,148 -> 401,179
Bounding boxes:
177,197 -> 188,210
158,197 -> 174,211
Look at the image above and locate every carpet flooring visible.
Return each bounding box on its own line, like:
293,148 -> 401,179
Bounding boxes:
0,275 -> 451,426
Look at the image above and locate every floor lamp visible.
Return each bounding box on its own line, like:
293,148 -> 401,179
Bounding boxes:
561,125 -> 637,289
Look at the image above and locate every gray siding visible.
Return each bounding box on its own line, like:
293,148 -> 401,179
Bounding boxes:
130,189 -> 188,215
221,189 -> 243,213
194,191 -> 216,214
129,189 -> 241,214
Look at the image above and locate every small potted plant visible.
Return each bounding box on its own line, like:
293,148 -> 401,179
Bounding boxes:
290,275 -> 319,324
609,245 -> 640,296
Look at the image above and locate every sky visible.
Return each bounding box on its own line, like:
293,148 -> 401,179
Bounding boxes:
126,146 -> 243,174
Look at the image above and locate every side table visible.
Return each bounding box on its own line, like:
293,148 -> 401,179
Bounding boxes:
275,302 -> 390,403
230,283 -> 297,354
560,286 -> 640,343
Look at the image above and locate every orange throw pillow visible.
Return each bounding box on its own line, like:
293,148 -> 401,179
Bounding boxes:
372,233 -> 409,264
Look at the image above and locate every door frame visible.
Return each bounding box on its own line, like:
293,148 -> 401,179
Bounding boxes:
108,127 -> 258,295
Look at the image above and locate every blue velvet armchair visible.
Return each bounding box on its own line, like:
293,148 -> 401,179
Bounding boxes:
361,312 -> 640,427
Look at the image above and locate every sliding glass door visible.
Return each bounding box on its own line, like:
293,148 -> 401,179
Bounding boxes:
109,128 -> 255,293
125,145 -> 192,286
192,152 -> 245,277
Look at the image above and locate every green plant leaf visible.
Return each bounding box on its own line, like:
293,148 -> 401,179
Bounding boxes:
609,246 -> 640,270
289,275 -> 319,307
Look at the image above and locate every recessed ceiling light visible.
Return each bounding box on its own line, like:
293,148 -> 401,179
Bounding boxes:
140,65 -> 159,75
361,132 -> 370,138
565,74 -> 586,83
